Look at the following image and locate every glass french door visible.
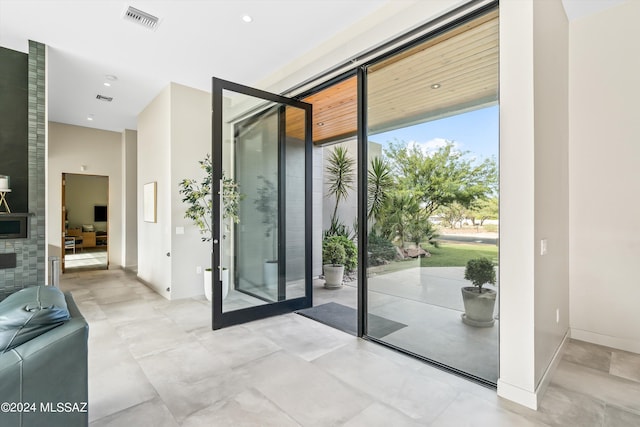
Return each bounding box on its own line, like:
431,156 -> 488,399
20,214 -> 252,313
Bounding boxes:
211,77 -> 312,329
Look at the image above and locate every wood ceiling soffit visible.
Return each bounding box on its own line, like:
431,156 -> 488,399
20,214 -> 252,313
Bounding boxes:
289,10 -> 498,144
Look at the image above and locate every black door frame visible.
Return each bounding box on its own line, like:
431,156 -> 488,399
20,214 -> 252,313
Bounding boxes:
211,77 -> 313,330
292,1 -> 499,387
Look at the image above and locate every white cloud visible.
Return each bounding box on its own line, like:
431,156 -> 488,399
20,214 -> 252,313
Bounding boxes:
407,138 -> 461,156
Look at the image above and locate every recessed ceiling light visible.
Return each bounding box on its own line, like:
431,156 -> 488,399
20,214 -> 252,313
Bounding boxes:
242,15 -> 253,23
103,82 -> 111,87
87,115 -> 94,121
105,75 -> 118,81
431,83 -> 442,89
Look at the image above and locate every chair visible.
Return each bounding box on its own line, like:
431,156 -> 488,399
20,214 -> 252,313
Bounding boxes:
64,236 -> 75,254
66,228 -> 84,251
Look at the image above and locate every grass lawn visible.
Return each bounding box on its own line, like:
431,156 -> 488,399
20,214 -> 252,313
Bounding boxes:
368,242 -> 498,276
420,242 -> 498,267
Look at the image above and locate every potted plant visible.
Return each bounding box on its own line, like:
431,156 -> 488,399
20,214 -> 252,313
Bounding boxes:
461,257 -> 497,327
179,154 -> 241,301
254,176 -> 278,289
322,237 -> 347,289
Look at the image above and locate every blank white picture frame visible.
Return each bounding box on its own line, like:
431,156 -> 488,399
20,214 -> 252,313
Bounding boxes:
143,182 -> 157,223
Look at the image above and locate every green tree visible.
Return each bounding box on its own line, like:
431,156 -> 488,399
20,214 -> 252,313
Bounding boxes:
439,202 -> 467,229
179,154 -> 242,242
385,140 -> 497,217
406,209 -> 439,248
467,197 -> 498,226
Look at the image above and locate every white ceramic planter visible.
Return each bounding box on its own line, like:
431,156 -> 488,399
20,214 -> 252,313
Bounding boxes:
461,286 -> 496,327
204,268 -> 229,302
204,269 -> 212,301
264,261 -> 278,290
323,264 -> 344,289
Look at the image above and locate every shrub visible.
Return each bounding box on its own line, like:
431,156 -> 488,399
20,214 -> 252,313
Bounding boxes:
368,232 -> 397,266
323,235 -> 357,272
322,240 -> 346,266
464,257 -> 496,292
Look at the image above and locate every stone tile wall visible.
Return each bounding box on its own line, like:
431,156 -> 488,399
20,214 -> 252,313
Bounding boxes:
0,41 -> 46,299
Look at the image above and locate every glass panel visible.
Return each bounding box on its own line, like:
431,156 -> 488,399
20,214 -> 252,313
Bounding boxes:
365,10 -> 499,384
220,89 -> 308,313
234,104 -> 279,305
284,106 -> 307,299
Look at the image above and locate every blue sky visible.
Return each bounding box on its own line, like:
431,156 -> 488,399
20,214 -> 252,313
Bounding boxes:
368,104 -> 499,162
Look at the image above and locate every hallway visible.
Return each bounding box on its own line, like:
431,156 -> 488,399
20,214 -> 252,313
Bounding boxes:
61,270 -> 640,426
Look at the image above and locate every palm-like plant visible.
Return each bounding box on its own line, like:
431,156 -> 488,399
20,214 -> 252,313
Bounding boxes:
326,146 -> 355,228
378,192 -> 416,248
367,156 -> 392,221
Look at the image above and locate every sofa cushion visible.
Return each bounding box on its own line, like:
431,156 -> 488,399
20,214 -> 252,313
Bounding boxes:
0,286 -> 70,353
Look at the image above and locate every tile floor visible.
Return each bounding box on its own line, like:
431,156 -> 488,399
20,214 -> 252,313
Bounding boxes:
65,248 -> 108,270
60,269 -> 640,426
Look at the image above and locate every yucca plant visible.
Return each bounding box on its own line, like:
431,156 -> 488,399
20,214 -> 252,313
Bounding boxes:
326,146 -> 355,229
367,156 -> 392,221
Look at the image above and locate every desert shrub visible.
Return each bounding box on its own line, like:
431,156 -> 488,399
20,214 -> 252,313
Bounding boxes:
368,232 -> 397,266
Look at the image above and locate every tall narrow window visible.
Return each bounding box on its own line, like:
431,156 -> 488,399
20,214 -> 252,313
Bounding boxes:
364,9 -> 499,384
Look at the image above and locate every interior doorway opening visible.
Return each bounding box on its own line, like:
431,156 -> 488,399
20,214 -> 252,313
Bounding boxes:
61,173 -> 109,272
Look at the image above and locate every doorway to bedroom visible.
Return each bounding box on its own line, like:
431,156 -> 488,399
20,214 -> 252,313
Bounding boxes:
61,173 -> 109,272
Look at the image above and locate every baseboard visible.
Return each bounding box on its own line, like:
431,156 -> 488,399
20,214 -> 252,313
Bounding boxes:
571,328 -> 640,354
498,328 -> 570,410
136,275 -> 170,300
121,264 -> 138,274
497,380 -> 538,409
534,328 -> 570,408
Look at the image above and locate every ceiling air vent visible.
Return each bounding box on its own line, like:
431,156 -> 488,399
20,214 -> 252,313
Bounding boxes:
96,94 -> 113,102
122,6 -> 159,30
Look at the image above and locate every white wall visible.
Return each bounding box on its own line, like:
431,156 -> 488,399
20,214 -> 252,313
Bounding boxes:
533,0 -> 570,392
169,83 -> 211,300
497,0 -> 537,406
569,1 -> 640,353
137,86 -> 172,298
122,129 -> 138,270
497,0 -> 571,409
65,174 -> 108,230
137,82 -> 211,300
48,122 -> 123,268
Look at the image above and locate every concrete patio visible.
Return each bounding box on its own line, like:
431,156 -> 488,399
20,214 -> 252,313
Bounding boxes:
314,265 -> 498,383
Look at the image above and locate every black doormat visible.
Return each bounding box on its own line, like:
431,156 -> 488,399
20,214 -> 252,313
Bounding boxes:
296,302 -> 407,338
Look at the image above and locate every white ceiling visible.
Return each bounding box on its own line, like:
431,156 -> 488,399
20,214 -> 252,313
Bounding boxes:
0,0 -> 388,132
561,0 -> 627,20
0,0 -> 628,133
